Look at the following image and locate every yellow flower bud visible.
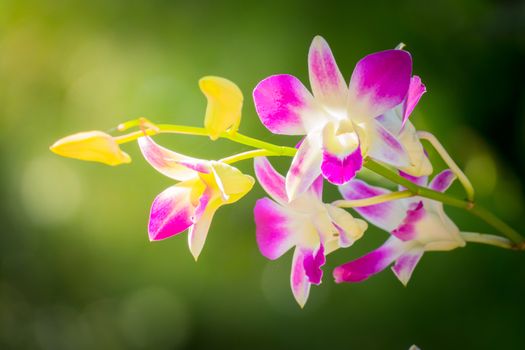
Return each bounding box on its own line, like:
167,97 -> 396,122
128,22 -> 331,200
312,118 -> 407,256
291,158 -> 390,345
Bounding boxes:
50,131 -> 131,166
199,76 -> 243,140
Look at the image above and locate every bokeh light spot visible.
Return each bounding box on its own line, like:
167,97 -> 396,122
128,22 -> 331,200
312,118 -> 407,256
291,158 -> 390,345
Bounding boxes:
118,287 -> 190,350
464,153 -> 498,196
20,155 -> 83,227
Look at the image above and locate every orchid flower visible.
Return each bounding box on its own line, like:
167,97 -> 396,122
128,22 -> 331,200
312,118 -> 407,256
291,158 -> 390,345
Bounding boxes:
334,170 -> 465,285
50,130 -> 131,166
253,157 -> 367,307
375,75 -> 432,176
199,76 -> 243,140
139,135 -> 255,260
253,36 -> 428,201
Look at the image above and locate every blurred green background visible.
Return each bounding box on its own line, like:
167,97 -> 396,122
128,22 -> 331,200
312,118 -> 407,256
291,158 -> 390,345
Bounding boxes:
1,0 -> 524,349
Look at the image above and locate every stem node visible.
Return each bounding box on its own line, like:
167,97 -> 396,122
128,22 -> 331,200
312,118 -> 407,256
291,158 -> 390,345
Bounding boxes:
515,242 -> 525,251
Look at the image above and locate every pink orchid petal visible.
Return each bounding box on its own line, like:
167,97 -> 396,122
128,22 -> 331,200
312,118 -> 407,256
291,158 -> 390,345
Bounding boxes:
138,136 -> 204,181
254,198 -> 296,260
254,157 -> 287,205
391,201 -> 425,241
309,176 -> 324,200
303,244 -> 325,285
399,171 -> 428,187
401,76 -> 426,128
290,247 -> 311,308
308,36 -> 347,110
253,74 -> 321,135
367,121 -> 410,167
286,135 -> 323,201
348,49 -> 412,119
176,160 -> 211,174
187,193 -> 221,260
321,145 -> 363,185
148,184 -> 195,241
391,248 -> 424,286
339,179 -> 406,232
333,236 -> 406,283
429,169 -> 456,193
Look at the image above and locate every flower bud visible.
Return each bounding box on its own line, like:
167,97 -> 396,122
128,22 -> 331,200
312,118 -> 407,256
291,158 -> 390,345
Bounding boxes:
50,131 -> 131,166
199,76 -> 243,140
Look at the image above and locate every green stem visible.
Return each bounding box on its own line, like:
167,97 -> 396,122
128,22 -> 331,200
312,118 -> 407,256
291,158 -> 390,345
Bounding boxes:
363,159 -> 469,208
156,124 -> 211,137
159,125 -> 297,156
222,132 -> 296,156
123,123 -> 298,157
220,149 -> 276,164
333,190 -> 413,208
114,129 -> 157,144
468,206 -> 524,246
364,159 -> 524,244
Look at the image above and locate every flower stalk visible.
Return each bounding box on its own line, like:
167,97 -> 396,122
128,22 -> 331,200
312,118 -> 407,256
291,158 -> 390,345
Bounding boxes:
460,232 -> 516,250
220,149 -> 276,164
417,131 -> 475,202
109,118 -> 524,248
114,119 -> 297,156
333,190 -> 413,208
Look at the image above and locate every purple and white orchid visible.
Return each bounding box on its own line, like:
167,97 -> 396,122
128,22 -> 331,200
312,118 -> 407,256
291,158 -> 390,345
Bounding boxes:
138,136 -> 255,260
253,157 -> 367,307
334,170 -> 465,285
253,36 -> 429,201
49,37 -> 523,310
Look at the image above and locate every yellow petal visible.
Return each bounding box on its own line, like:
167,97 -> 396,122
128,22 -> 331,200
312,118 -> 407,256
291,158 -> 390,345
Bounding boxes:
205,161 -> 254,203
199,76 -> 243,140
50,131 -> 131,166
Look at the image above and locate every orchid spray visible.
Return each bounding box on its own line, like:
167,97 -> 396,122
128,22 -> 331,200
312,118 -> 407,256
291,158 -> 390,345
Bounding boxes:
50,37 -> 524,307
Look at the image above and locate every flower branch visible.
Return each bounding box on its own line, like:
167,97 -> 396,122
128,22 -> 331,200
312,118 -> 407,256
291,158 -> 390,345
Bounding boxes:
49,36 -> 525,308
102,117 -> 525,247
